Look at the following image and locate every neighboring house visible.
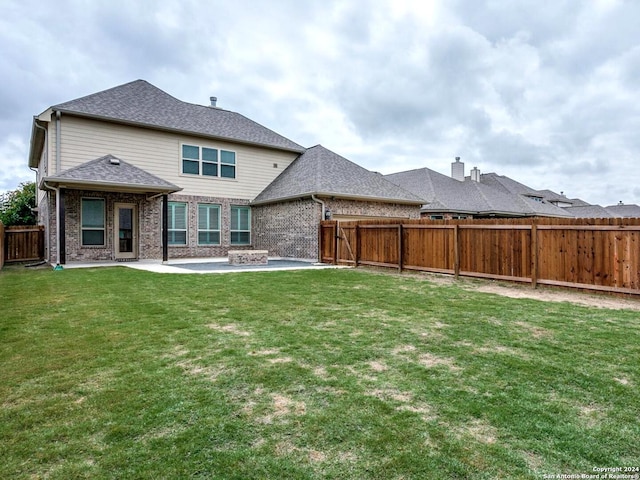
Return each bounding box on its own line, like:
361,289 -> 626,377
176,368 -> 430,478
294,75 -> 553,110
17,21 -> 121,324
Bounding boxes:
385,159 -> 573,219
28,80 -> 422,264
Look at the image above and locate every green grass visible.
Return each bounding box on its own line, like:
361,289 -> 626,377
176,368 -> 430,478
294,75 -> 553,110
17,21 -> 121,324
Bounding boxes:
1,266 -> 639,479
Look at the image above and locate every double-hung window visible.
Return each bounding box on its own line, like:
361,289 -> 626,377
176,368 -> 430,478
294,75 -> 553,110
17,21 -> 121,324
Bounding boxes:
198,204 -> 221,245
81,198 -> 105,246
168,202 -> 187,245
230,206 -> 251,245
181,144 -> 236,179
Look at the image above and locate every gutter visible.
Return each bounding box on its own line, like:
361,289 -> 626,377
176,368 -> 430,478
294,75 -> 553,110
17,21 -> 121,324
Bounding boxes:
40,177 -> 182,194
252,191 -> 425,207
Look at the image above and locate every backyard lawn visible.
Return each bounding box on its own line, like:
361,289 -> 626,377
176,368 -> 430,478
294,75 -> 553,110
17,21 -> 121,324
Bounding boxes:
1,266 -> 639,479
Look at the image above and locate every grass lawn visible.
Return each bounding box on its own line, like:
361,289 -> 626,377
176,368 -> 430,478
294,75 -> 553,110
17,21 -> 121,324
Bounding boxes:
1,266 -> 639,479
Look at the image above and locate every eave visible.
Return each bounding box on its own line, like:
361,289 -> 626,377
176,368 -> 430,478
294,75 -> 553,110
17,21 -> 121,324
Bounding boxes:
40,176 -> 182,195
52,108 -> 306,154
28,118 -> 47,168
251,191 -> 425,207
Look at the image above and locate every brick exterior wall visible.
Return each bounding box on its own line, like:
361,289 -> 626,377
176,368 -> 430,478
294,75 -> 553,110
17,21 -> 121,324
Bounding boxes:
44,190 -> 253,263
43,189 -> 421,264
252,199 -> 321,260
58,190 -> 161,262
165,194 -> 252,259
253,197 -> 422,261
324,198 -> 421,220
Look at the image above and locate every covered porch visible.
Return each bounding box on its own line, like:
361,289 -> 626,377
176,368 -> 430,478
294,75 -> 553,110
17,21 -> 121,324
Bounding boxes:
40,154 -> 181,265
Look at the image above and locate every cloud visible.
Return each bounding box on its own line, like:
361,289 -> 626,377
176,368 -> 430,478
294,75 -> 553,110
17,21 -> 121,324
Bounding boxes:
0,135 -> 33,192
0,0 -> 638,208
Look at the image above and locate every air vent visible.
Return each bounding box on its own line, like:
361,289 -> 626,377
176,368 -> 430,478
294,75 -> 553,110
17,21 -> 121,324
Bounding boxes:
109,158 -> 120,165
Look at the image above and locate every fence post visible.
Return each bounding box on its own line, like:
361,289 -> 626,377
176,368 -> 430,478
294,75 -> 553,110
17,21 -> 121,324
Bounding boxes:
0,221 -> 4,270
531,224 -> 538,289
355,224 -> 360,267
398,224 -> 403,272
454,225 -> 460,279
333,222 -> 338,265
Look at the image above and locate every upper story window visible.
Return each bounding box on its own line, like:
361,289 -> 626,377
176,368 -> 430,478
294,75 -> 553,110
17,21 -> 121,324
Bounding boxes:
181,144 -> 236,179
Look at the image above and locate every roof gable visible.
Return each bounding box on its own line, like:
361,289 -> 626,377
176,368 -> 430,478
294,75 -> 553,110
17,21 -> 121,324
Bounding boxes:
253,145 -> 424,205
52,80 -> 305,153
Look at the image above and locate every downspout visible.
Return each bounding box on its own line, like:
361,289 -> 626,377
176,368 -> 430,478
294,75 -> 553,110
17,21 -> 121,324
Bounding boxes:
54,110 -> 64,268
311,194 -> 326,220
33,121 -> 48,262
311,194 -> 326,262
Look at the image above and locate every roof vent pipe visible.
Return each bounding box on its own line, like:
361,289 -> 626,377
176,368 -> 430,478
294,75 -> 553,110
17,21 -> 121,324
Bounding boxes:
451,157 -> 465,181
470,166 -> 481,182
210,96 -> 217,107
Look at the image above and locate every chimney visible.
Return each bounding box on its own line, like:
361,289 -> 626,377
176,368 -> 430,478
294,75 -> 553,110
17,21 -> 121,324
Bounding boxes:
451,157 -> 465,181
209,96 -> 217,107
470,166 -> 481,182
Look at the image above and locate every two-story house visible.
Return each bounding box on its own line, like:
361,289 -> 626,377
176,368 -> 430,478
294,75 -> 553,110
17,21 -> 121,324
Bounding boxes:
28,80 -> 423,265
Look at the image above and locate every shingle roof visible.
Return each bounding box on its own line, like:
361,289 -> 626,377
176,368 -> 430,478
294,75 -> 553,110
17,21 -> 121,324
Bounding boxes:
253,145 -> 425,205
52,80 -> 305,153
384,167 -> 573,217
562,205 -> 614,218
42,154 -> 181,193
605,204 -> 640,218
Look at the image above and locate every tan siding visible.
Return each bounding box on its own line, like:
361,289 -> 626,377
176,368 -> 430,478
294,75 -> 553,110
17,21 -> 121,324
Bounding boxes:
58,116 -> 299,199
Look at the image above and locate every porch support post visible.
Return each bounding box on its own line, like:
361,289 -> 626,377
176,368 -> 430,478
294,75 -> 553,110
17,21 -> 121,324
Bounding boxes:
59,188 -> 66,265
162,194 -> 168,262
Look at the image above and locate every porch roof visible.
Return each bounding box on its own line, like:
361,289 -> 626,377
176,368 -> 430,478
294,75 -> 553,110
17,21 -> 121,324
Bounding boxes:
41,154 -> 182,194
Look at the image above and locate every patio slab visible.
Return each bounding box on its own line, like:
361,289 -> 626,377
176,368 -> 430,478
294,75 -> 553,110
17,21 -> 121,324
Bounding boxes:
60,258 -> 343,274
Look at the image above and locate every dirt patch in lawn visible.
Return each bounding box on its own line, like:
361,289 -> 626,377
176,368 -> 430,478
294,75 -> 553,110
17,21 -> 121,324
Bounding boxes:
386,270 -> 640,311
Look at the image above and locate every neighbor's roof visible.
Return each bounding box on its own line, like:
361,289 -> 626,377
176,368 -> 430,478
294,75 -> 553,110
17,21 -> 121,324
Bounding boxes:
50,79 -> 305,153
41,154 -> 182,194
562,205 -> 614,218
384,167 -> 573,217
605,203 -> 640,218
252,145 -> 425,205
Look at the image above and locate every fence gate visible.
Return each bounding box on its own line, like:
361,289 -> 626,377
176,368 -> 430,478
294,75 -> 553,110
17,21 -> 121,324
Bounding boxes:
3,225 -> 45,263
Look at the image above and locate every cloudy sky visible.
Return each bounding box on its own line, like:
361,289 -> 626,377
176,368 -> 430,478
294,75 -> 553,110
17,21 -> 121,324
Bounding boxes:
1,0 -> 639,206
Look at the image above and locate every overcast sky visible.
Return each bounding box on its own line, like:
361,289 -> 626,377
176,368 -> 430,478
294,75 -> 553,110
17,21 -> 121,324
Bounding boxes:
1,0 -> 639,206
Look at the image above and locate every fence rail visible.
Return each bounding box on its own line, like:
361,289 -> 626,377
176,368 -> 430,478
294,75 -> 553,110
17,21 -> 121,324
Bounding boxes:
319,218 -> 640,296
2,225 -> 45,265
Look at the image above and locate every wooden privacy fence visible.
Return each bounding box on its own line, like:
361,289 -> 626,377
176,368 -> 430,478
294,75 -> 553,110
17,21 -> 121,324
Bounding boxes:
320,218 -> 640,296
0,222 -> 4,270
2,225 -> 45,265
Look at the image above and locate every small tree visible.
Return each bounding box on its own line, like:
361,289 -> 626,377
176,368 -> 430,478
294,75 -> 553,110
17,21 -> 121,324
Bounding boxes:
0,182 -> 37,226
